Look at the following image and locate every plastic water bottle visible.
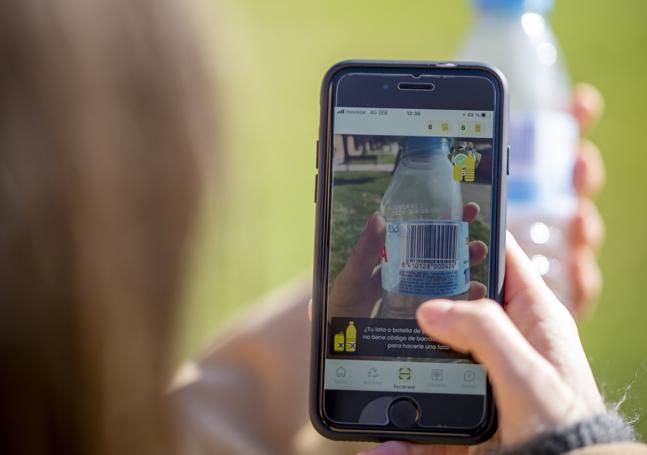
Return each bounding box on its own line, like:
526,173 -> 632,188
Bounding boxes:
458,0 -> 578,307
345,321 -> 357,352
379,137 -> 470,318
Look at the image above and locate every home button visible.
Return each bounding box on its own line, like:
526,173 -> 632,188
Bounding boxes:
388,397 -> 420,428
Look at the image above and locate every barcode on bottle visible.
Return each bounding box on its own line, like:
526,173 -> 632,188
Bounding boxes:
401,223 -> 459,269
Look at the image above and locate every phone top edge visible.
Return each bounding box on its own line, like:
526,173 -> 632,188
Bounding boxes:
322,59 -> 507,90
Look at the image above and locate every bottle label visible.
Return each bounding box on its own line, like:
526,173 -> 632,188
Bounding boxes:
508,110 -> 579,215
381,220 -> 470,297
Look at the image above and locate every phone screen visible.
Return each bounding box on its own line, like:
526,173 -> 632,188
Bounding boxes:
321,70 -> 502,430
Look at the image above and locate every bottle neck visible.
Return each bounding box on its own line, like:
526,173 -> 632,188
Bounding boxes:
475,8 -> 524,18
472,0 -> 554,17
473,7 -> 549,24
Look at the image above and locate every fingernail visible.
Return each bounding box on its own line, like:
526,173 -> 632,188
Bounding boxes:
360,213 -> 374,233
367,211 -> 380,228
417,300 -> 453,325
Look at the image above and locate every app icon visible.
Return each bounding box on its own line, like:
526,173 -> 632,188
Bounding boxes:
367,367 -> 379,379
398,367 -> 412,381
345,321 -> 357,352
452,153 -> 467,182
450,141 -> 481,183
474,123 -> 482,133
464,370 -> 476,382
333,332 -> 345,352
431,369 -> 444,382
464,151 -> 476,183
458,122 -> 468,133
336,366 -> 347,378
441,122 -> 450,132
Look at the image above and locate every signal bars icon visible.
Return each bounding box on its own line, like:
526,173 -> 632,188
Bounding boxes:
336,108 -> 345,114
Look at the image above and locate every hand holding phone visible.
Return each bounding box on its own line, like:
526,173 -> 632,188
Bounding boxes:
361,234 -> 606,454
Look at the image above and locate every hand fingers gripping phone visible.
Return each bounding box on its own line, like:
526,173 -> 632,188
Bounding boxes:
310,61 -> 508,443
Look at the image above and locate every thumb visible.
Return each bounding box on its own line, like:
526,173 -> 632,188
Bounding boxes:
328,212 -> 386,317
416,299 -> 556,400
346,212 -> 386,273
416,299 -> 574,444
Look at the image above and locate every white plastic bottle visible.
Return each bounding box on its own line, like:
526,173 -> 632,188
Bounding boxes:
379,137 -> 470,318
458,0 -> 579,307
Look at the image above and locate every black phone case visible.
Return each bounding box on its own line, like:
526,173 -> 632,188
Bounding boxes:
310,60 -> 508,444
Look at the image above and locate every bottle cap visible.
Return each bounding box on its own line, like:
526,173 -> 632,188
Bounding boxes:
473,0 -> 554,15
403,137 -> 450,158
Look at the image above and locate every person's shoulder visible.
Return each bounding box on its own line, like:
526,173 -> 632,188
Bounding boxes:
567,442 -> 647,455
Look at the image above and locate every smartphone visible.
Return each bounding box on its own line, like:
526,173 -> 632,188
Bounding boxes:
310,61 -> 508,443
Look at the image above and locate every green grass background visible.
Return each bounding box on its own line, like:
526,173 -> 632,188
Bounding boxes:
180,0 -> 647,438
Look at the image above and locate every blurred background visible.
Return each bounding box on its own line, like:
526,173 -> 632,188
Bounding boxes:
180,0 -> 647,438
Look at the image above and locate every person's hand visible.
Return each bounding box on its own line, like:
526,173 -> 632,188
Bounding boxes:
359,233 -> 606,455
328,203 -> 489,318
570,83 -> 606,317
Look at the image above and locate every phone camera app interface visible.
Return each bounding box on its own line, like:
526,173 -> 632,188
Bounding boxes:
324,105 -> 495,426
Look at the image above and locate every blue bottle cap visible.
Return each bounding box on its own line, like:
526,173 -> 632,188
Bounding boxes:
473,0 -> 554,14
403,137 -> 450,157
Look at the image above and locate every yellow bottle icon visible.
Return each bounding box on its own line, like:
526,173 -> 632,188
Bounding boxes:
333,332 -> 345,352
465,151 -> 476,183
345,321 -> 357,352
452,162 -> 463,181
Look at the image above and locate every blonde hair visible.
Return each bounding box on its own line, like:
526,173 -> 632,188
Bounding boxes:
0,0 -> 213,453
